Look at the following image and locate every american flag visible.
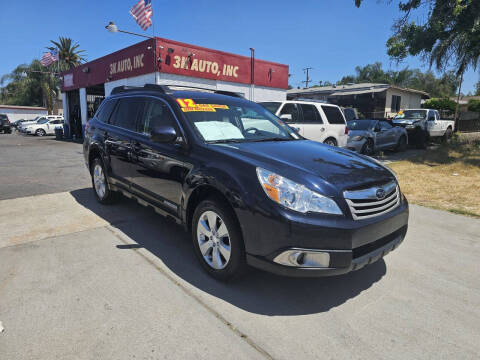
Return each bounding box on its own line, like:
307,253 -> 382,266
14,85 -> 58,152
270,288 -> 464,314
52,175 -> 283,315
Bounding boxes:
40,49 -> 59,67
130,0 -> 153,31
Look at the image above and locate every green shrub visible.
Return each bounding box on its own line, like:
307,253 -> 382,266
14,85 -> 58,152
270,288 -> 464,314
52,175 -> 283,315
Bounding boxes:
467,99 -> 480,112
422,98 -> 457,111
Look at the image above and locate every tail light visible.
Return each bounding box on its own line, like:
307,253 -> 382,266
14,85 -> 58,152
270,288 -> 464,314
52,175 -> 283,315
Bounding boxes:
345,126 -> 349,135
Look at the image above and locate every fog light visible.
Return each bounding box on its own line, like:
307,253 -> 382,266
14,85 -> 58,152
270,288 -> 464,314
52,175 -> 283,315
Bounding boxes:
273,249 -> 330,268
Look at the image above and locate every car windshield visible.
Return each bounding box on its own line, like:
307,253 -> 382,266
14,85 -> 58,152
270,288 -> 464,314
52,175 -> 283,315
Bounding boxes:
37,118 -> 49,124
178,97 -> 299,143
347,120 -> 375,130
259,102 -> 282,114
394,110 -> 427,120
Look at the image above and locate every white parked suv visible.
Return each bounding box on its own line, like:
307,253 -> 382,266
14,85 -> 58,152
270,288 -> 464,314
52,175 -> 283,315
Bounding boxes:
259,100 -> 348,147
18,115 -> 64,133
24,117 -> 64,136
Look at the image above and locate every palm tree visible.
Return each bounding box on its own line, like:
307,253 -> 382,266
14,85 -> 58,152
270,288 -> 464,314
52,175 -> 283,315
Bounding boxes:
48,37 -> 86,71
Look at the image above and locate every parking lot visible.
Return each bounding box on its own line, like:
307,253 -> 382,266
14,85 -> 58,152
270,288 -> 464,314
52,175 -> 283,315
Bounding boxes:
1,133 -> 479,359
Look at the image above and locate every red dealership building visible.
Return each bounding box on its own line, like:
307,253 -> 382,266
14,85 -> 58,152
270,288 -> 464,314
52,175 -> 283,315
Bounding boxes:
60,38 -> 289,138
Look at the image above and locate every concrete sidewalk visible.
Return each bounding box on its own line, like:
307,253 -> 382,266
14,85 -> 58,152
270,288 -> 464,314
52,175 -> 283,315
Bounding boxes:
0,189 -> 479,359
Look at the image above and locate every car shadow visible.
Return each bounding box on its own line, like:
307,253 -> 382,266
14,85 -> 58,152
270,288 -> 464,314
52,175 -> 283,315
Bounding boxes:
70,188 -> 387,316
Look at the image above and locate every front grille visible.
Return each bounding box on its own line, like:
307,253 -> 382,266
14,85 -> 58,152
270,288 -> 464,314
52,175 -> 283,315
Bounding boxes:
344,181 -> 400,220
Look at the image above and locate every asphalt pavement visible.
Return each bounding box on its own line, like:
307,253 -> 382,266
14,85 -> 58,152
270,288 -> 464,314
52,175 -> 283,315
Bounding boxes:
0,133 -> 479,359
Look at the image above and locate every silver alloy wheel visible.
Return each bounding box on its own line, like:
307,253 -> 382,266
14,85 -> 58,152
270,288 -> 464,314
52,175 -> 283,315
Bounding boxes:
325,139 -> 336,146
36,129 -> 45,137
196,210 -> 231,270
93,164 -> 106,199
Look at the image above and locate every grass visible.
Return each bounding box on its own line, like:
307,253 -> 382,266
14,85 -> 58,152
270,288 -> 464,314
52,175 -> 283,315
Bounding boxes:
388,132 -> 480,218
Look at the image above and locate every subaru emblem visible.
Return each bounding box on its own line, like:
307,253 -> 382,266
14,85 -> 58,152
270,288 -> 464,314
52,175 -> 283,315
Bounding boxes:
376,188 -> 386,199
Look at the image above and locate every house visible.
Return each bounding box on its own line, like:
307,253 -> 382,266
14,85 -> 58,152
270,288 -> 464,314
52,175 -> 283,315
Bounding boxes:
0,105 -> 48,122
287,83 -> 430,119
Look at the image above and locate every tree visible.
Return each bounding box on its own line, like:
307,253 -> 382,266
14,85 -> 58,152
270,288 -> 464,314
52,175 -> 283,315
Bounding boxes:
337,62 -> 458,97
475,81 -> 480,96
354,0 -> 480,76
423,98 -> 457,111
0,60 -> 58,113
49,37 -> 86,71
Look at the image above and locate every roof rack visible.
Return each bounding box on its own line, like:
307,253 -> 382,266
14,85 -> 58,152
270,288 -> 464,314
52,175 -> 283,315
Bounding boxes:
110,84 -> 244,98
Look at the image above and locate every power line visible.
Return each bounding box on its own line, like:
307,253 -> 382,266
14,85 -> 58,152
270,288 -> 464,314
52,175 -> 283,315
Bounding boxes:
302,67 -> 313,88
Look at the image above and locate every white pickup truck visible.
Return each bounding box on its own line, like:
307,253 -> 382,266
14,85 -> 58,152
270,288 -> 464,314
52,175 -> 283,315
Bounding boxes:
392,109 -> 455,148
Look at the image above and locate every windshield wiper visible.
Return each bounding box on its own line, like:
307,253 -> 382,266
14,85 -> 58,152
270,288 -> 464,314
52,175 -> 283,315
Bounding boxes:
251,137 -> 296,142
207,139 -> 247,144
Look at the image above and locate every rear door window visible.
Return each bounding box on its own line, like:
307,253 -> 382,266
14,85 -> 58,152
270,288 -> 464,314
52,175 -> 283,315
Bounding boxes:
299,104 -> 322,123
110,98 -> 144,131
321,106 -> 345,125
138,99 -> 176,135
279,103 -> 301,123
96,99 -> 117,123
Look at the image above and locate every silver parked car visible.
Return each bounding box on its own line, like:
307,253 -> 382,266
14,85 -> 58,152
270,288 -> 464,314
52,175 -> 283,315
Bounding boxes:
347,119 -> 408,155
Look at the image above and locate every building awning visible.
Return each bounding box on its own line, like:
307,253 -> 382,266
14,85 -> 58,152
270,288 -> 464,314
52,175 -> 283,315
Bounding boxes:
329,88 -> 387,97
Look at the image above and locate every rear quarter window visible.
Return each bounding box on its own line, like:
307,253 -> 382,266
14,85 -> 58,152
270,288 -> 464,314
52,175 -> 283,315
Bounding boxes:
322,106 -> 345,125
95,99 -> 117,123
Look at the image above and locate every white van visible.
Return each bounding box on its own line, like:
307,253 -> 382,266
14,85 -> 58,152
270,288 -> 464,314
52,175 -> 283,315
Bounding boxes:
260,100 -> 348,147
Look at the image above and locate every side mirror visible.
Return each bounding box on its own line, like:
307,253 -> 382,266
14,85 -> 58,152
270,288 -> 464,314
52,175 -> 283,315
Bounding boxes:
374,126 -> 381,132
150,125 -> 178,143
280,114 -> 293,122
428,117 -> 435,121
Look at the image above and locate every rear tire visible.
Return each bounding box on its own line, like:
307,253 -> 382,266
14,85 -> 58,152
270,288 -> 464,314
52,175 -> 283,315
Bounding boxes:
323,138 -> 337,147
192,198 -> 247,281
90,158 -> 119,204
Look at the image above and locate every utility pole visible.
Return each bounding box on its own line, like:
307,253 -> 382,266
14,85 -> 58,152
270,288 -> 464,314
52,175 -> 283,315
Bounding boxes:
302,67 -> 313,88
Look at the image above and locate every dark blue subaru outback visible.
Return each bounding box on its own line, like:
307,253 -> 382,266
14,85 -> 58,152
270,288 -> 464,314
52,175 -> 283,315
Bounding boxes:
83,84 -> 408,281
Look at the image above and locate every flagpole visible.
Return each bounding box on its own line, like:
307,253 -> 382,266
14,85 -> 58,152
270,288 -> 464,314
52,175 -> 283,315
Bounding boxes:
151,1 -> 158,85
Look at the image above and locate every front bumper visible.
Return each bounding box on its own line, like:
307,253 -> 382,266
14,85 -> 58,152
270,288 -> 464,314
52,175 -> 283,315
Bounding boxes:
346,138 -> 366,153
240,197 -> 409,277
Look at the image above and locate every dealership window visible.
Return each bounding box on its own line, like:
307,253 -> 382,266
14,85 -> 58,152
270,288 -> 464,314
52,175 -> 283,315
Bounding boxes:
391,95 -> 401,112
321,106 -> 345,124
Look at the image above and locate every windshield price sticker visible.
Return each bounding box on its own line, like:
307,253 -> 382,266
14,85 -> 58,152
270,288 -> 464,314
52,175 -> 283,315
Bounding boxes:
177,99 -> 229,112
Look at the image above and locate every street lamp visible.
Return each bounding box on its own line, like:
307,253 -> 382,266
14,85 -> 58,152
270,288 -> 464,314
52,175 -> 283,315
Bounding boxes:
105,21 -> 154,39
105,21 -> 159,83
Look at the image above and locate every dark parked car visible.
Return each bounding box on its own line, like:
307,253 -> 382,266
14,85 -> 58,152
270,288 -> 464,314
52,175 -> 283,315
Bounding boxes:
84,84 -> 409,280
347,119 -> 408,155
0,114 -> 12,134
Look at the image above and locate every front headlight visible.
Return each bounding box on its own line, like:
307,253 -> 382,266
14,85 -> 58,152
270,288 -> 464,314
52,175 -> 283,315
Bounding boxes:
351,135 -> 364,141
256,168 -> 342,215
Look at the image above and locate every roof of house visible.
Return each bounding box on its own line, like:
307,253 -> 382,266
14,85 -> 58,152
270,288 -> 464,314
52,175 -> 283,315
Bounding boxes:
287,83 -> 430,98
450,95 -> 480,105
0,105 -> 48,111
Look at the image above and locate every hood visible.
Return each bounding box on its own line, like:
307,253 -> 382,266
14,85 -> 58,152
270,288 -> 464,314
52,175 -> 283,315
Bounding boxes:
393,118 -> 421,125
347,129 -> 370,139
211,140 -> 394,193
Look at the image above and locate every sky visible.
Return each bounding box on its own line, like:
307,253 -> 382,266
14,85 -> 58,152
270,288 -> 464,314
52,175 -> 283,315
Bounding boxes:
1,0 -> 478,93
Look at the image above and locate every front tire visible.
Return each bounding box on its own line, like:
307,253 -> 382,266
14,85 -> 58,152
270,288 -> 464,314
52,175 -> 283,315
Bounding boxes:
443,127 -> 453,143
35,129 -> 46,137
192,198 -> 246,281
361,138 -> 374,155
395,135 -> 407,152
90,158 -> 118,204
415,128 -> 428,149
